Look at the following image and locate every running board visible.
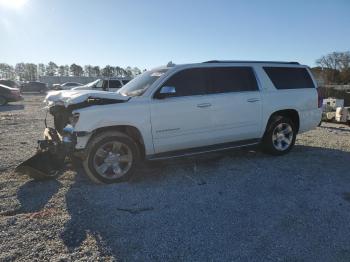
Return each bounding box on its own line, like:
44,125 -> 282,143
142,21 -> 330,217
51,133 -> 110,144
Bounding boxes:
147,139 -> 260,160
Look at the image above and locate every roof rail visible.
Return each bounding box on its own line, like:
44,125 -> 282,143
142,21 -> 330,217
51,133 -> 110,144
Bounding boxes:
203,60 -> 300,65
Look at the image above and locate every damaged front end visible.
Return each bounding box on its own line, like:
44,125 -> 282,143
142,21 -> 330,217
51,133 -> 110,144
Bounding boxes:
16,90 -> 129,180
15,127 -> 74,180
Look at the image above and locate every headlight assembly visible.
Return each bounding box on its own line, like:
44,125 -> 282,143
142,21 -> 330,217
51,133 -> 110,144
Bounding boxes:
68,112 -> 80,127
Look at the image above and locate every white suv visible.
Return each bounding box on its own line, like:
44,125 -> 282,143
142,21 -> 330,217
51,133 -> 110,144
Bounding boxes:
40,61 -> 322,183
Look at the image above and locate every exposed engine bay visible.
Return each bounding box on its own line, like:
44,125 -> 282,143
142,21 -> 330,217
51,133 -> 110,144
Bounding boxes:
49,97 -> 127,133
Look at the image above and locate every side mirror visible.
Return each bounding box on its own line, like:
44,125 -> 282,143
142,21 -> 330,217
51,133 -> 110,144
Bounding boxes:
156,86 -> 176,99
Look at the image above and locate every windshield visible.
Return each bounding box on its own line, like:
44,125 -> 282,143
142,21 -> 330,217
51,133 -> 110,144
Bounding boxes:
118,69 -> 168,97
85,79 -> 101,88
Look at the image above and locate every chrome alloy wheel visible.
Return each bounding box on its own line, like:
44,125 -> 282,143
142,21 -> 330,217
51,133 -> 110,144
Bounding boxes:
93,141 -> 133,179
272,123 -> 293,151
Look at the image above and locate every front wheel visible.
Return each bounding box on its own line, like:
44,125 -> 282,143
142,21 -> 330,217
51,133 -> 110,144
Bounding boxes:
261,116 -> 296,155
83,131 -> 139,184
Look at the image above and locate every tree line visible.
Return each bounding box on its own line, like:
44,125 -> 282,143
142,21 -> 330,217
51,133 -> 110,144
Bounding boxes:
0,62 -> 144,81
312,51 -> 350,85
1,53 -> 349,84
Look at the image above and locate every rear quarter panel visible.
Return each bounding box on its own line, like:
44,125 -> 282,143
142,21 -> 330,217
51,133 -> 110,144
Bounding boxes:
254,65 -> 321,136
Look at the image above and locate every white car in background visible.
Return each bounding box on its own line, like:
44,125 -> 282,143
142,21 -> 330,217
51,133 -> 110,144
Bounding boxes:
53,82 -> 83,90
73,78 -> 130,92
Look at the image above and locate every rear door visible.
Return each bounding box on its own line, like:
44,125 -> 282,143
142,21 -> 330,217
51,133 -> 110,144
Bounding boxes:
150,68 -> 213,153
27,82 -> 36,92
206,66 -> 262,143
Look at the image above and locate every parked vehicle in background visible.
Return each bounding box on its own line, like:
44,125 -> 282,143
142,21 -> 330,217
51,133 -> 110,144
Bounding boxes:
72,78 -> 130,92
323,98 -> 344,110
0,84 -> 23,105
19,60 -> 322,184
21,81 -> 48,93
0,79 -> 21,89
320,98 -> 350,125
335,107 -> 350,125
121,79 -> 130,85
53,82 -> 83,90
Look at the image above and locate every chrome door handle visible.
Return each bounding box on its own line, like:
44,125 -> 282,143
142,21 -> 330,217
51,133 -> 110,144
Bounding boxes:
247,98 -> 260,103
197,103 -> 212,108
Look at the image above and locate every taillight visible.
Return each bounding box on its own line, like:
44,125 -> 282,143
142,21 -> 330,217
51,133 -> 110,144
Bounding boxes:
316,88 -> 323,108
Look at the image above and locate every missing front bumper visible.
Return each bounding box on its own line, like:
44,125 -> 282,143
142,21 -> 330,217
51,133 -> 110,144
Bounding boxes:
15,128 -> 73,180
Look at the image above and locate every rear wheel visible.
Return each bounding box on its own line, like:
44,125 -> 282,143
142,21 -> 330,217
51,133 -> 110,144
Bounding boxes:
262,116 -> 296,155
0,96 -> 7,106
83,131 -> 139,184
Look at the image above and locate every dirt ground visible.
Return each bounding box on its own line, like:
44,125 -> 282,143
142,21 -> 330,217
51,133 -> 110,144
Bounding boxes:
1,94 -> 350,261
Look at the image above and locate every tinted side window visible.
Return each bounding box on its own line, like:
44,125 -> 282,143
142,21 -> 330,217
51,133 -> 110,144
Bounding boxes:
108,80 -> 122,89
208,67 -> 258,94
161,68 -> 208,97
0,80 -> 13,87
263,67 -> 315,89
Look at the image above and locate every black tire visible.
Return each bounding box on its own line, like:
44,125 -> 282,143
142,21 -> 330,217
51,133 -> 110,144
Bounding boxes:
82,131 -> 140,184
261,116 -> 297,156
0,96 -> 7,106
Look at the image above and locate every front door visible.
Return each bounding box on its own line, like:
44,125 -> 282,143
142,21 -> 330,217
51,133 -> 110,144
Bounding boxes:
150,68 -> 212,153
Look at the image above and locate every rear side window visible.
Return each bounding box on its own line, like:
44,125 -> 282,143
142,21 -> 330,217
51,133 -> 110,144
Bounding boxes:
207,67 -> 258,94
161,68 -> 208,97
108,80 -> 122,89
0,80 -> 15,88
263,67 -> 315,89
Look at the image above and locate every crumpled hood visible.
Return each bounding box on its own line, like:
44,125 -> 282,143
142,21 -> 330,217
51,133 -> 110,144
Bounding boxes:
44,90 -> 129,107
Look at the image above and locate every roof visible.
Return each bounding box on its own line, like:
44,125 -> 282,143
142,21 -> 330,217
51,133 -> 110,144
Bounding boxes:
152,60 -> 303,72
0,84 -> 16,90
203,60 -> 300,65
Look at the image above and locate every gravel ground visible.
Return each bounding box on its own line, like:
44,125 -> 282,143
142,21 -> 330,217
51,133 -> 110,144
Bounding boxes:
1,94 -> 350,261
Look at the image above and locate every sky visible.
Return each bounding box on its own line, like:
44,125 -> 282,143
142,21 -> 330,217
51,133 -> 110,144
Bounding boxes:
0,0 -> 349,69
